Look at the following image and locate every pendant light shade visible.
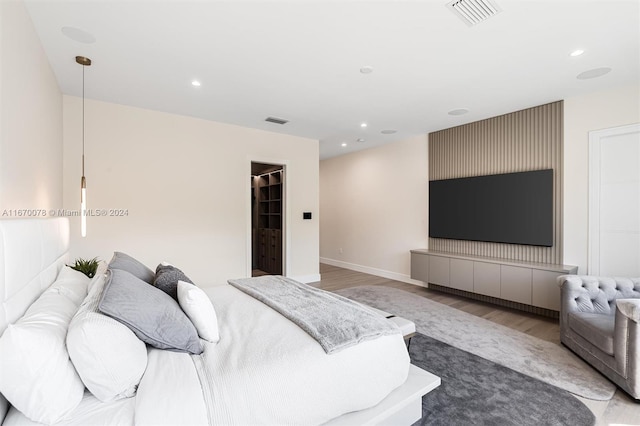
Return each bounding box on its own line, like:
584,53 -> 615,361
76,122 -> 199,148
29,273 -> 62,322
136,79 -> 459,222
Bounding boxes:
81,176 -> 87,237
76,55 -> 91,237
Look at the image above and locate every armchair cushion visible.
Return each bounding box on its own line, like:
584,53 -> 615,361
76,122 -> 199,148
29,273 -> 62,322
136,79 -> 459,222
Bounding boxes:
568,312 -> 615,355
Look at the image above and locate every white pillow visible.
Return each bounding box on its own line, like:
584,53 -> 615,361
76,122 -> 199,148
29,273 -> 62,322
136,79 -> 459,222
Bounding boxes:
67,274 -> 148,402
177,280 -> 220,343
52,265 -> 90,305
0,278 -> 87,423
87,260 -> 108,293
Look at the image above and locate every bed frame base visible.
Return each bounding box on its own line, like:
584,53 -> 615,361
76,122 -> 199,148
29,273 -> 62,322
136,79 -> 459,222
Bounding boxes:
325,364 -> 440,426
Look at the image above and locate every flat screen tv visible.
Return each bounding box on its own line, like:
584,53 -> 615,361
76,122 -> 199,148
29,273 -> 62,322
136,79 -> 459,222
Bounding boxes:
429,169 -> 553,247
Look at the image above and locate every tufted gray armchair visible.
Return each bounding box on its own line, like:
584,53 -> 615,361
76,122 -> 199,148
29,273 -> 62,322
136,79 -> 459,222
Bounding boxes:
559,275 -> 640,399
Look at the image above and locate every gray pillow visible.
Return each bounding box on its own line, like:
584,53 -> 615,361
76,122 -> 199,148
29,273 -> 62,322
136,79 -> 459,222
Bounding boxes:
99,269 -> 203,355
154,264 -> 194,300
108,252 -> 155,284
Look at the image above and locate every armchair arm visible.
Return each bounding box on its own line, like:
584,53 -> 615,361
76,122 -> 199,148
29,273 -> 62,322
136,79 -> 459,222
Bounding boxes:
614,299 -> 639,379
616,299 -> 640,323
557,275 -> 584,289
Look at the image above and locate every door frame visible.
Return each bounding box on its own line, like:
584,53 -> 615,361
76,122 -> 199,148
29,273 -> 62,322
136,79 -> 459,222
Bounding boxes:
247,157 -> 289,277
588,123 -> 640,275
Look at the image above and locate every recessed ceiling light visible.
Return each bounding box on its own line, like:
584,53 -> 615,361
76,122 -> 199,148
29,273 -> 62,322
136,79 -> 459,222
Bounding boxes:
569,49 -> 585,57
191,80 -> 201,87
576,67 -> 612,80
61,26 -> 96,44
341,142 -> 347,147
357,138 -> 366,143
360,123 -> 368,128
381,129 -> 397,134
360,66 -> 374,74
448,108 -> 469,116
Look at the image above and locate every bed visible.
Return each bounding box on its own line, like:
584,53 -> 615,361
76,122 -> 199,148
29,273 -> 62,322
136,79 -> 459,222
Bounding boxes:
0,218 -> 439,425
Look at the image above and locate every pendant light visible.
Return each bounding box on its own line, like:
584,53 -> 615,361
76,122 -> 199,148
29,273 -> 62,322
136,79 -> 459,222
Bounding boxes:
76,56 -> 91,237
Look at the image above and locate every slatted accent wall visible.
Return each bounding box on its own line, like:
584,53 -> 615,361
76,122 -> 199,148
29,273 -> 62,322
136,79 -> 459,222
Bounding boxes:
429,101 -> 563,264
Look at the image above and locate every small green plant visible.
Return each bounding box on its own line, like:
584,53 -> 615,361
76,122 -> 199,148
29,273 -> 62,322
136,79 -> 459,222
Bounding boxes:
70,257 -> 99,278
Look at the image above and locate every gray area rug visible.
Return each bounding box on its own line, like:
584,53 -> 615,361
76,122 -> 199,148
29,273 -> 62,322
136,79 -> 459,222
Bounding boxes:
410,333 -> 595,426
335,285 -> 615,401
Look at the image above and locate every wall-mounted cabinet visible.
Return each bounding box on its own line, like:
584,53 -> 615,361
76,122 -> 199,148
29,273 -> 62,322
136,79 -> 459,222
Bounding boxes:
428,256 -> 450,287
449,259 -> 474,292
410,249 -> 577,312
410,252 -> 429,283
473,262 -> 501,298
532,269 -> 565,311
500,265 -> 532,305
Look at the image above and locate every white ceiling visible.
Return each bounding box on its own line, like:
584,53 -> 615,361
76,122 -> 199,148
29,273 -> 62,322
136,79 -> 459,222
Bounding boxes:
24,0 -> 640,159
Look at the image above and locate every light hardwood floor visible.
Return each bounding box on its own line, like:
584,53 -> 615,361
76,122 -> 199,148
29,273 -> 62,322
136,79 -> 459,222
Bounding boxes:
314,263 -> 561,343
313,263 -> 640,426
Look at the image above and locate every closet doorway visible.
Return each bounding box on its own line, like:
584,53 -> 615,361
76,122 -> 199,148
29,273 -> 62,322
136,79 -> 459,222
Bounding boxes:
251,162 -> 285,276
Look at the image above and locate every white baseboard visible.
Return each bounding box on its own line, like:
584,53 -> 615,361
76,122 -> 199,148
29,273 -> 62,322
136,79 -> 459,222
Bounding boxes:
320,257 -> 427,288
290,273 -> 322,284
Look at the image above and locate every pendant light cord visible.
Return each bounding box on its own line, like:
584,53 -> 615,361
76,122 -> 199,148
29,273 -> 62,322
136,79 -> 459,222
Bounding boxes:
82,64 -> 85,177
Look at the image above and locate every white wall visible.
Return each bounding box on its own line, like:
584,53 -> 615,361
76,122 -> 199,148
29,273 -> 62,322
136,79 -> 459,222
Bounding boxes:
563,84 -> 640,274
0,0 -> 62,211
63,97 -> 319,285
319,135 -> 428,284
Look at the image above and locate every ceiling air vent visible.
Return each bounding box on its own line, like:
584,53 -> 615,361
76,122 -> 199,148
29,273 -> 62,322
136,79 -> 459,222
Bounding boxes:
447,0 -> 501,26
265,117 -> 289,125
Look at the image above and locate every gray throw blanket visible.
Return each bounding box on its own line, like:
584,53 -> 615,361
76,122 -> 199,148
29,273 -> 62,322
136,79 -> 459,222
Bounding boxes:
228,276 -> 400,354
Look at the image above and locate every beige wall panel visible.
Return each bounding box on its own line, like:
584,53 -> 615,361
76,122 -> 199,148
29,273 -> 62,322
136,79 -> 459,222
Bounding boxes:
429,101 -> 563,264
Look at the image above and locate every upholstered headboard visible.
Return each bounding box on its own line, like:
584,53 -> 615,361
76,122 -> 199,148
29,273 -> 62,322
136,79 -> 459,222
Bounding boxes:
0,217 -> 70,422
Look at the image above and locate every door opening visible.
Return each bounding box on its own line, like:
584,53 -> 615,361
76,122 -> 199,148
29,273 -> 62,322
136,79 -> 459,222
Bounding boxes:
251,162 -> 284,276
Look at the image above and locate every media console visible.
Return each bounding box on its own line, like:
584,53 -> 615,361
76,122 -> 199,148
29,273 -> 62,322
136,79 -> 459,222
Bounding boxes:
410,249 -> 577,313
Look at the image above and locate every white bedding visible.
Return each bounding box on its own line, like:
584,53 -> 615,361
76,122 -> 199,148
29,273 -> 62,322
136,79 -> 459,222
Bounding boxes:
136,284 -> 410,425
3,284 -> 409,426
3,391 -> 135,426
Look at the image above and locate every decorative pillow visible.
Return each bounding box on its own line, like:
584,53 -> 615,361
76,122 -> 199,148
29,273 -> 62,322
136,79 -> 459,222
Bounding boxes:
108,251 -> 155,284
67,273 -> 148,402
0,279 -> 86,423
99,269 -> 203,354
177,280 -> 220,343
154,263 -> 194,300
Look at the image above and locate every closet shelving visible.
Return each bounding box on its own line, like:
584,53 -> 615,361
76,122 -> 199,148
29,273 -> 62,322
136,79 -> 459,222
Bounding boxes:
252,170 -> 283,274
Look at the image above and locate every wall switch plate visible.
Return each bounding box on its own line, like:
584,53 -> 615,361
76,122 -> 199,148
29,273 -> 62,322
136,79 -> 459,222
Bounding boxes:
303,212 -> 312,220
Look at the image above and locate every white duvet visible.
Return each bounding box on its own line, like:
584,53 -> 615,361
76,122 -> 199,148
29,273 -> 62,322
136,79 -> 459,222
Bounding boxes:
5,284 -> 409,426
137,284 -> 409,425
